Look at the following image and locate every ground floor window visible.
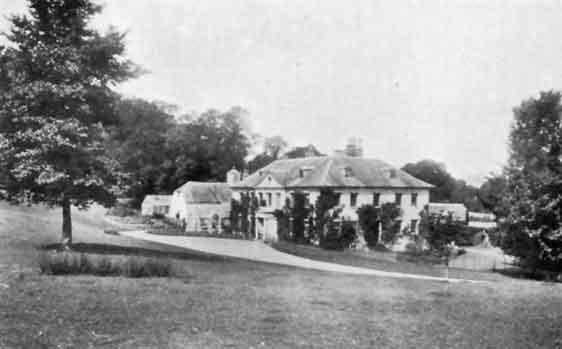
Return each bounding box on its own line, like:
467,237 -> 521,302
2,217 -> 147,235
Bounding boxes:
350,192 -> 358,207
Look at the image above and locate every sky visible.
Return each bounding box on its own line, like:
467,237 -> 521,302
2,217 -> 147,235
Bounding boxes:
2,0 -> 562,185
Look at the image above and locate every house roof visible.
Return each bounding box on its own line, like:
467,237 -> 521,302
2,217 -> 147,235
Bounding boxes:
231,156 -> 433,189
142,195 -> 172,206
174,181 -> 232,204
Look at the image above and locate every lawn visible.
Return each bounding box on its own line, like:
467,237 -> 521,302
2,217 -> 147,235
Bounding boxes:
1,202 -> 562,348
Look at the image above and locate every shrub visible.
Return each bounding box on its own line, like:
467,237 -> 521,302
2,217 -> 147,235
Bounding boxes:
291,191 -> 310,243
318,216 -> 357,250
357,204 -> 380,247
339,220 -> 357,248
37,251 -> 173,277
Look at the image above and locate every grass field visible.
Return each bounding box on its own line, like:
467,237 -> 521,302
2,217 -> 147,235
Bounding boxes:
1,202 -> 562,348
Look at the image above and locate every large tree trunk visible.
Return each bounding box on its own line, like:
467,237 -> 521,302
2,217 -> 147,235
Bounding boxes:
62,199 -> 72,247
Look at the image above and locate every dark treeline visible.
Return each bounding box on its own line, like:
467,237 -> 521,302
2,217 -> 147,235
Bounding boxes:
106,99 -> 251,207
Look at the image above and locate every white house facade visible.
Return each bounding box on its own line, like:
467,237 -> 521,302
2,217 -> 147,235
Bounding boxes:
167,181 -> 231,232
228,155 -> 433,241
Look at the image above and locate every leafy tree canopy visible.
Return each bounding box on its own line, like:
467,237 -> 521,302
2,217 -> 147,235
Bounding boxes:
502,91 -> 562,271
402,159 -> 484,211
285,144 -> 325,159
0,0 -> 137,244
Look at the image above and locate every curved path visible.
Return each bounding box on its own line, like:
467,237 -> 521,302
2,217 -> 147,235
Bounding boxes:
118,230 -> 481,283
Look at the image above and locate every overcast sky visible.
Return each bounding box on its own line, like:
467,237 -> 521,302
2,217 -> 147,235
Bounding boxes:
2,0 -> 562,185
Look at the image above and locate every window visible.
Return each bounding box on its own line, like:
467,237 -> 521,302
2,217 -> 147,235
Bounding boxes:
373,192 -> 380,206
411,193 -> 418,206
275,193 -> 281,208
410,219 -> 418,232
258,192 -> 264,206
267,192 -> 272,207
389,169 -> 397,178
350,192 -> 358,207
395,193 -> 402,206
344,167 -> 353,178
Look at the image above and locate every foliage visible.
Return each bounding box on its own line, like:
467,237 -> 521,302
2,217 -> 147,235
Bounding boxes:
0,0 -> 137,244
402,160 -> 456,202
402,159 -> 484,211
500,91 -> 562,272
418,209 -> 460,263
314,189 -> 340,242
247,153 -> 276,173
284,144 -> 325,158
478,174 -> 509,217
229,198 -> 241,234
38,251 -> 173,277
159,108 -> 251,192
290,191 -> 310,243
379,202 -> 403,244
106,98 -> 175,207
339,220 -> 358,248
357,204 -> 380,247
273,208 -> 290,241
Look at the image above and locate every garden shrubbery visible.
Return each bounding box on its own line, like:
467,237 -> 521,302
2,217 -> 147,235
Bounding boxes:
38,251 -> 173,277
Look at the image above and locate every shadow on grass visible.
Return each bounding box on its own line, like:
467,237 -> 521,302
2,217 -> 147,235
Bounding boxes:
39,242 -> 232,263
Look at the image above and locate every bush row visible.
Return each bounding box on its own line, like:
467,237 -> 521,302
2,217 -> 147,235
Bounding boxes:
37,251 -> 173,277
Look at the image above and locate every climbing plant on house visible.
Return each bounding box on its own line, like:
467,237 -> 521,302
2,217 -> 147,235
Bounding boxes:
314,189 -> 340,243
291,191 -> 310,243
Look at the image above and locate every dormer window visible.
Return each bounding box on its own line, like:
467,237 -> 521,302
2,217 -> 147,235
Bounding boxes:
339,166 -> 353,178
299,167 -> 313,178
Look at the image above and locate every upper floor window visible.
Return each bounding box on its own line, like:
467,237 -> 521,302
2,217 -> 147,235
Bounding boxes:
389,169 -> 397,178
395,193 -> 402,206
350,192 -> 358,207
267,192 -> 272,207
411,193 -> 418,206
373,192 -> 380,206
344,167 -> 353,178
258,192 -> 264,206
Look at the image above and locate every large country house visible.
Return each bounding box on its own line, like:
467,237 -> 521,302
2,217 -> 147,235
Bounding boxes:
228,155 -> 433,241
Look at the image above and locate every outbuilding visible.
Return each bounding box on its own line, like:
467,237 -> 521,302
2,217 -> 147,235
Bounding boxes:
141,195 -> 172,216
167,181 -> 232,232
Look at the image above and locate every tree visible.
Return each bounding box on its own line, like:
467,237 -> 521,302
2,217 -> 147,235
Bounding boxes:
478,174 -> 509,218
285,144 -> 325,159
247,136 -> 288,172
402,160 -> 456,202
290,191 -> 310,243
106,98 -> 175,207
418,208 -> 460,282
314,189 -> 340,242
160,108 -> 251,191
357,204 -> 380,247
0,0 -> 136,246
402,159 -> 483,211
502,91 -> 562,272
379,203 -> 402,244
